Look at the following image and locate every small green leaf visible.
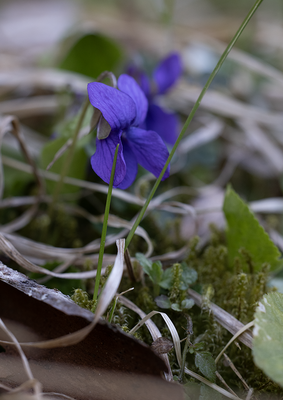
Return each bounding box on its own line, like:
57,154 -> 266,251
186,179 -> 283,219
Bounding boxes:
59,33 -> 123,78
151,261 -> 163,284
171,303 -> 182,312
155,295 -> 171,309
135,253 -> 152,276
253,292 -> 283,387
223,186 -> 281,271
192,342 -> 205,352
181,298 -> 194,310
180,262 -> 198,290
195,352 -> 216,383
159,267 -> 173,289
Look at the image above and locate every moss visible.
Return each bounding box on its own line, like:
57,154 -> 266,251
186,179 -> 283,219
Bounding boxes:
71,288 -> 94,311
181,232 -> 282,396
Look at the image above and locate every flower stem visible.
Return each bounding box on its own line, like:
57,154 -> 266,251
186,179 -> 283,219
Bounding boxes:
93,144 -> 120,302
49,98 -> 90,217
125,0 -> 264,250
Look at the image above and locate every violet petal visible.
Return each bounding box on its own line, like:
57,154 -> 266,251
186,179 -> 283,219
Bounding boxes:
127,127 -> 170,180
127,66 -> 151,98
87,82 -> 136,130
90,131 -> 126,186
146,103 -> 178,145
153,53 -> 182,95
118,74 -> 148,127
115,139 -> 138,189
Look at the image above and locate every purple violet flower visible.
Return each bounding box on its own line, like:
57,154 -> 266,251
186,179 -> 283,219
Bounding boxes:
128,52 -> 182,146
87,74 -> 170,189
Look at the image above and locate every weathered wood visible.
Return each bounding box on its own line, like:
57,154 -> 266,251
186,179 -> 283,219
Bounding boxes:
0,263 -> 183,400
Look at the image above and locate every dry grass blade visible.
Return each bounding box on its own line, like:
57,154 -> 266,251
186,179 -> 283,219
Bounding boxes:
0,319 -> 42,398
2,156 -> 144,206
94,239 -> 125,318
0,240 -> 124,350
0,318 -> 34,381
208,37 -> 283,87
0,196 -> 41,208
238,119 -> 283,174
126,307 -> 241,398
169,81 -> 283,127
0,116 -> 43,195
36,258 -> 80,284
150,186 -> 197,208
223,353 -> 250,391
184,367 -> 242,400
2,379 -> 43,397
0,96 -> 66,118
0,392 -> 46,400
150,244 -> 190,264
46,126 -> 89,171
0,115 -> 43,234
156,201 -> 197,218
0,203 -> 39,233
42,392 -> 77,399
65,206 -> 153,257
177,117 -> 223,155
0,233 -> 100,279
249,198 -> 283,213
0,383 -> 13,392
118,296 -> 173,381
215,321 -> 254,364
129,310 -> 182,371
0,69 -> 88,94
216,371 -> 239,398
188,289 -> 253,348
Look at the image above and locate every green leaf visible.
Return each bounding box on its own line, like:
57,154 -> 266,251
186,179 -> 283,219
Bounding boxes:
135,253 -> 152,276
180,262 -> 198,290
151,261 -> 163,284
181,298 -> 194,310
40,136 -> 88,194
253,292 -> 283,387
59,33 -> 123,79
159,267 -> 174,289
223,186 -> 281,271
191,342 -> 205,353
171,303 -> 182,312
155,295 -> 171,309
195,352 -> 216,383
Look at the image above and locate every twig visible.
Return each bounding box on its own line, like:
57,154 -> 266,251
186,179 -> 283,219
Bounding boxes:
188,289 -> 253,348
216,371 -> 240,398
223,353 -> 250,391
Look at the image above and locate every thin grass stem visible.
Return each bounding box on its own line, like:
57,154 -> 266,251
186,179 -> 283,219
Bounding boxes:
93,144 -> 120,302
125,0 -> 264,250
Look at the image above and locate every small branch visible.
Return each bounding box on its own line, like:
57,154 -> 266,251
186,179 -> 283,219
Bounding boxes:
188,289 -> 253,348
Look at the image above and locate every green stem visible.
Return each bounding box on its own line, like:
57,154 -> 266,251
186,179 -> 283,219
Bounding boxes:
125,0 -> 264,250
49,98 -> 90,216
179,336 -> 191,383
93,144 -> 120,302
108,296 -> 118,323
